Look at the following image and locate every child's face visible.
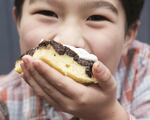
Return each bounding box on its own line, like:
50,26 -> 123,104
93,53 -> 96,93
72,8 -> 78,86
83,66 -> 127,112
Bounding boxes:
16,0 -> 136,73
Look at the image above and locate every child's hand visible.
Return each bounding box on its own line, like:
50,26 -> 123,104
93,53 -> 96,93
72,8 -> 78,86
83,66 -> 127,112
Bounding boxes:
21,55 -> 128,120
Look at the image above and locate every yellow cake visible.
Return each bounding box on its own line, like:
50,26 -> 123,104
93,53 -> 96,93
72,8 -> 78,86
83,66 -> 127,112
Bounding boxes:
15,40 -> 98,84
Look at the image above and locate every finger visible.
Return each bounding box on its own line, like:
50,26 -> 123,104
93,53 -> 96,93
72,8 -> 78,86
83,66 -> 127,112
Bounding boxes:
92,61 -> 116,92
22,56 -> 72,109
32,58 -> 85,99
20,59 -> 59,108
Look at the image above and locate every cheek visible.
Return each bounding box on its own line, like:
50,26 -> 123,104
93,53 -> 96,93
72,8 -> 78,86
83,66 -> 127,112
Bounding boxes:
86,29 -> 125,73
94,36 -> 123,61
19,21 -> 57,53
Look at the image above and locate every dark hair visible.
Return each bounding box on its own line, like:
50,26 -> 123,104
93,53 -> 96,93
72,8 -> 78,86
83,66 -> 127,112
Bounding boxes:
122,0 -> 144,28
14,0 -> 24,20
14,0 -> 144,28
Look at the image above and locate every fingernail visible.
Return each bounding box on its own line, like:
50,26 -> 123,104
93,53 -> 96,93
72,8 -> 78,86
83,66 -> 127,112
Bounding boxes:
23,55 -> 33,66
22,56 -> 29,64
20,63 -> 26,75
94,61 -> 101,73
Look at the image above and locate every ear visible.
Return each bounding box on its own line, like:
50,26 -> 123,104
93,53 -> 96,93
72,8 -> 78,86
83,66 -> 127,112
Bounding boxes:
12,7 -> 20,28
12,7 -> 17,23
122,21 -> 140,56
12,6 -> 21,38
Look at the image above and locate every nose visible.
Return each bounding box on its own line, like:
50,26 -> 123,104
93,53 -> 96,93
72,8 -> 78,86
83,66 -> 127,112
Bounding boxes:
54,18 -> 85,48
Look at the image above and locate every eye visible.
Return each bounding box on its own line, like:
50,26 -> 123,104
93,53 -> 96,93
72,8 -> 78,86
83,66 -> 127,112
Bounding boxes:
87,15 -> 108,21
35,10 -> 58,18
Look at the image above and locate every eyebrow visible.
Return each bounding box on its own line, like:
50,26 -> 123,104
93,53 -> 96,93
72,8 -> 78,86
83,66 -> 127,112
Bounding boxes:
29,0 -> 52,4
29,0 -> 64,9
85,1 -> 118,15
29,0 -> 118,15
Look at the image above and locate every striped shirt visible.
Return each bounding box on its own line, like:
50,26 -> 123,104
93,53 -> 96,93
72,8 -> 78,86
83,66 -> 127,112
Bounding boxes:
0,40 -> 149,120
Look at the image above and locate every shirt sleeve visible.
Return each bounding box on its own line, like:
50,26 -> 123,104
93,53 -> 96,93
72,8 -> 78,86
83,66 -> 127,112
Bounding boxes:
130,48 -> 150,120
0,101 -> 9,120
131,76 -> 150,119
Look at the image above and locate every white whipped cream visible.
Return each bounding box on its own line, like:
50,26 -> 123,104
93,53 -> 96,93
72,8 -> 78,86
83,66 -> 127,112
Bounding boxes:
64,45 -> 98,61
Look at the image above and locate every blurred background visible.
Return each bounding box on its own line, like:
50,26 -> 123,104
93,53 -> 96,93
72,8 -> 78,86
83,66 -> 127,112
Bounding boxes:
0,0 -> 150,74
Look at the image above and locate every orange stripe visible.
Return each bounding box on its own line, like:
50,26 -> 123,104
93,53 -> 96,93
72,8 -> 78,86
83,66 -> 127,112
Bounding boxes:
148,53 -> 150,59
0,89 -> 8,102
126,90 -> 133,102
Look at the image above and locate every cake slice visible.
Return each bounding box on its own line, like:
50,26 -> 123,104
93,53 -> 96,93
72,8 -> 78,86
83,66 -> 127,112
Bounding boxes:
15,40 -> 98,84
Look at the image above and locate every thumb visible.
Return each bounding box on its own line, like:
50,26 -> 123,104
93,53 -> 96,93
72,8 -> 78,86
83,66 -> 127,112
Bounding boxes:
93,61 -> 116,92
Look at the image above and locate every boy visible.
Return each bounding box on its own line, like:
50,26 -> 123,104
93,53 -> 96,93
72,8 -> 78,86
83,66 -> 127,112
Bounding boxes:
0,0 -> 149,120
